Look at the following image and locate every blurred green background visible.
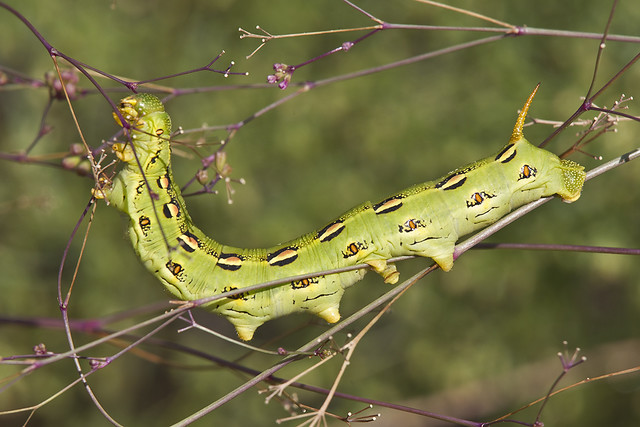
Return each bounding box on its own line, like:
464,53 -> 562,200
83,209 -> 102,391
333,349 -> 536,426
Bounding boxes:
0,0 -> 638,426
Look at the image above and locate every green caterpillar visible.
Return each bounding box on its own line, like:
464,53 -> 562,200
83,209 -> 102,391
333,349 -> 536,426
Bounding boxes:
95,88 -> 585,341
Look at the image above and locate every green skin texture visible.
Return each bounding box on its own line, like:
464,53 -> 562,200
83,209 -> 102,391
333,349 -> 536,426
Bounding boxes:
100,93 -> 586,341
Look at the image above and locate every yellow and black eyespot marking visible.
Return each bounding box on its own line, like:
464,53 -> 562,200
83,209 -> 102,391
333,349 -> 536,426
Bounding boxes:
495,143 -> 517,163
217,253 -> 244,271
138,215 -> 151,235
398,218 -> 426,233
316,220 -> 346,243
267,246 -> 299,267
466,191 -> 497,208
342,241 -> 368,259
518,164 -> 537,180
166,260 -> 185,280
163,199 -> 180,219
291,277 -> 319,290
177,232 -> 200,253
156,174 -> 170,190
373,196 -> 404,215
435,173 -> 467,191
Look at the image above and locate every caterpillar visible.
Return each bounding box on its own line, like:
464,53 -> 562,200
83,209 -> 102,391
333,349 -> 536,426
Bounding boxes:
95,88 -> 585,341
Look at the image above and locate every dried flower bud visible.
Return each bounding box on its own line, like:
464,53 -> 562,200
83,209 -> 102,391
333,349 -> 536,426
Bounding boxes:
62,155 -> 82,170
196,169 -> 209,185
76,160 -> 92,176
70,143 -> 85,155
33,343 -> 48,355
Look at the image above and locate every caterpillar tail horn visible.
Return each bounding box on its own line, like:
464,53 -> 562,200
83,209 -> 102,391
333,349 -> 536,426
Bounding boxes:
509,83 -> 540,143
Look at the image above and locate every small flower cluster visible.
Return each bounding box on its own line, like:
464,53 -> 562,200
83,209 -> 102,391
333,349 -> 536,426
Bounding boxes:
267,63 -> 295,90
45,69 -> 79,99
62,143 -> 91,176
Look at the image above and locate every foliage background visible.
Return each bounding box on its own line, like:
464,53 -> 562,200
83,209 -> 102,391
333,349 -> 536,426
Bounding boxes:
0,0 -> 638,425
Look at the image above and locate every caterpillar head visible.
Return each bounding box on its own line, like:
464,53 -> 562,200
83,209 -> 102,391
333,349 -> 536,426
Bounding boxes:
113,93 -> 166,126
111,94 -> 172,166
113,94 -> 172,144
